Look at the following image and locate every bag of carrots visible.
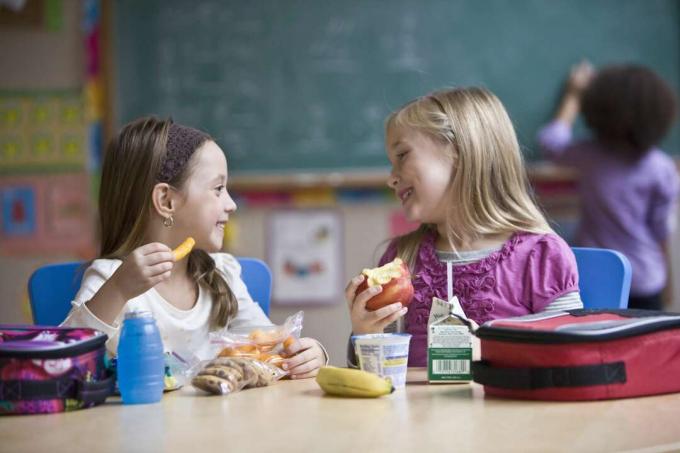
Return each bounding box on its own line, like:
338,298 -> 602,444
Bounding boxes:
209,311 -> 304,369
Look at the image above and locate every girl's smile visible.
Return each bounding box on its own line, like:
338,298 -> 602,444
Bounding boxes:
398,187 -> 414,203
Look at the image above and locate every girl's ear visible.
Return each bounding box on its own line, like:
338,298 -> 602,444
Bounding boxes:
151,182 -> 176,217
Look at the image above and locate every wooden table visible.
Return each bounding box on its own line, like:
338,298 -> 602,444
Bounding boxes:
3,368 -> 680,453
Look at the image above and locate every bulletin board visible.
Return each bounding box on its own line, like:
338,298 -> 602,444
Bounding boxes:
0,91 -> 95,255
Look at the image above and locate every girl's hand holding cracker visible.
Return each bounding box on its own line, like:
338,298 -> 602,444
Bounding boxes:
281,337 -> 326,379
111,242 -> 175,301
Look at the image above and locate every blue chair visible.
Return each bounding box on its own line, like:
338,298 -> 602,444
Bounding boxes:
28,257 -> 271,325
236,257 -> 271,316
572,247 -> 632,309
28,262 -> 86,326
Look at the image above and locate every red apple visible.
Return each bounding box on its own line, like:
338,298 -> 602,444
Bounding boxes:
355,258 -> 414,311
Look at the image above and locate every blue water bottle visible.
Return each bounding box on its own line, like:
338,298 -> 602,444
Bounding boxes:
117,310 -> 165,404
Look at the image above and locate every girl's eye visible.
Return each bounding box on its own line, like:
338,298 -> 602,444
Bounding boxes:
214,185 -> 225,193
397,151 -> 409,161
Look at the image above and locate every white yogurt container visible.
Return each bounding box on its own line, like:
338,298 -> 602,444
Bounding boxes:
351,333 -> 412,388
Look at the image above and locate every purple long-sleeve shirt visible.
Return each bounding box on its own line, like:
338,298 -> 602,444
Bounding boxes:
538,120 -> 679,296
379,231 -> 578,366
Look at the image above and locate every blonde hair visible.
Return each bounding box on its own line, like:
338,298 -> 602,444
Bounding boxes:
98,116 -> 237,328
385,87 -> 552,267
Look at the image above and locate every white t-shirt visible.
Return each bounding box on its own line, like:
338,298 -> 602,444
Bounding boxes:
61,253 -> 273,359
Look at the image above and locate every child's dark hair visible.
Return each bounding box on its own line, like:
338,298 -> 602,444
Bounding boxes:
581,64 -> 677,159
99,116 -> 238,329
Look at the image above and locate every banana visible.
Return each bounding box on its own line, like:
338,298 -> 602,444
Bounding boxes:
315,366 -> 394,398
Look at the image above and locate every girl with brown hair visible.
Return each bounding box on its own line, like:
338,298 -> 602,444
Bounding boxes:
63,117 -> 326,379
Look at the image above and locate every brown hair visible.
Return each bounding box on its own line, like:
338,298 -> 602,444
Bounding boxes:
98,116 -> 238,328
582,65 -> 677,159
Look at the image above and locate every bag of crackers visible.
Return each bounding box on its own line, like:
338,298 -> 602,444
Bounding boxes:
191,311 -> 303,395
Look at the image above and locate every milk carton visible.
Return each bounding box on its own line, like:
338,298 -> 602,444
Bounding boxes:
427,297 -> 472,383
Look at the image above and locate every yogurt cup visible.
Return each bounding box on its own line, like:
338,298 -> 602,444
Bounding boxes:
351,333 -> 412,388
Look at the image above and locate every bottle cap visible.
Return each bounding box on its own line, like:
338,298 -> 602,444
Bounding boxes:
124,309 -> 153,320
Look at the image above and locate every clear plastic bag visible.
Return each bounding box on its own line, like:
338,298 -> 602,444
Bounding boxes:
164,351 -> 201,389
191,357 -> 287,395
190,312 -> 304,395
208,311 -> 304,369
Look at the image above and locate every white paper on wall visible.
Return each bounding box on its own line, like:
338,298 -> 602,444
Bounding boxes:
268,209 -> 343,305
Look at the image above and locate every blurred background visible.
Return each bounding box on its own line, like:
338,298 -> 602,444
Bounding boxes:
1,0 -> 679,364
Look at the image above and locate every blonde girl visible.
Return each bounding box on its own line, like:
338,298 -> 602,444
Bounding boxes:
346,88 -> 583,366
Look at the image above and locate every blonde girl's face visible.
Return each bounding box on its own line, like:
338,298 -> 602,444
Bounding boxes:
386,125 -> 454,226
172,141 -> 237,253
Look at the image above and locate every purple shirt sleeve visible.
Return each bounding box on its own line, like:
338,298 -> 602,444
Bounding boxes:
523,235 -> 580,312
648,156 -> 680,242
537,120 -> 580,166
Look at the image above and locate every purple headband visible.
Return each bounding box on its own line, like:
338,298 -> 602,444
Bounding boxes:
157,123 -> 210,183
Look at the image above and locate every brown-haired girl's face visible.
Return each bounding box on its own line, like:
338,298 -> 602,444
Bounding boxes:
171,141 -> 237,252
385,124 -> 453,226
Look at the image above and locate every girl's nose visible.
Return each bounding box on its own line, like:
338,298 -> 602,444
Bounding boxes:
225,192 -> 237,212
387,171 -> 399,189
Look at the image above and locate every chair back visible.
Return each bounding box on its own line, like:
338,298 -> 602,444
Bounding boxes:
572,247 -> 632,309
236,257 -> 272,316
28,257 -> 271,325
28,261 -> 85,325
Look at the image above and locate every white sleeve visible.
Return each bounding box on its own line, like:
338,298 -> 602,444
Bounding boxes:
214,253 -> 274,330
60,259 -> 122,340
542,291 -> 584,312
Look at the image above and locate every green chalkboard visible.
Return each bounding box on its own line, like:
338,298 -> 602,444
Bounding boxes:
114,0 -> 680,174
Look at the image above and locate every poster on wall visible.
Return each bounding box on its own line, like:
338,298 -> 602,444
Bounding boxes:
0,91 -> 87,174
0,174 -> 94,255
0,89 -> 96,256
268,209 -> 343,305
1,185 -> 36,237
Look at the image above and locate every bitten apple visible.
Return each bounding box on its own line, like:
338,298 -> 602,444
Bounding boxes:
356,258 -> 414,311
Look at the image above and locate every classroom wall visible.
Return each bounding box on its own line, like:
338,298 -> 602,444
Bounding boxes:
2,1 -> 680,369
0,0 -> 85,324
0,1 -> 83,89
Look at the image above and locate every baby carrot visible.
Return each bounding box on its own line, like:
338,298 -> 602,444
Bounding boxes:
283,336 -> 296,350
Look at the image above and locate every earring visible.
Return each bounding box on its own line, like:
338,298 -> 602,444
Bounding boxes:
163,216 -> 174,228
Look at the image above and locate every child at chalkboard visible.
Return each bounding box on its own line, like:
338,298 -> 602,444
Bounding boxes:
345,87 -> 583,367
538,62 -> 679,310
62,117 -> 327,378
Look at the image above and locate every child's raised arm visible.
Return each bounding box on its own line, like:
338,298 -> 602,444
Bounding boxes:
555,60 -> 595,125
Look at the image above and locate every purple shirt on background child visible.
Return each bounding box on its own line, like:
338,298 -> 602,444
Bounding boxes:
538,120 -> 680,297
379,230 -> 579,366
